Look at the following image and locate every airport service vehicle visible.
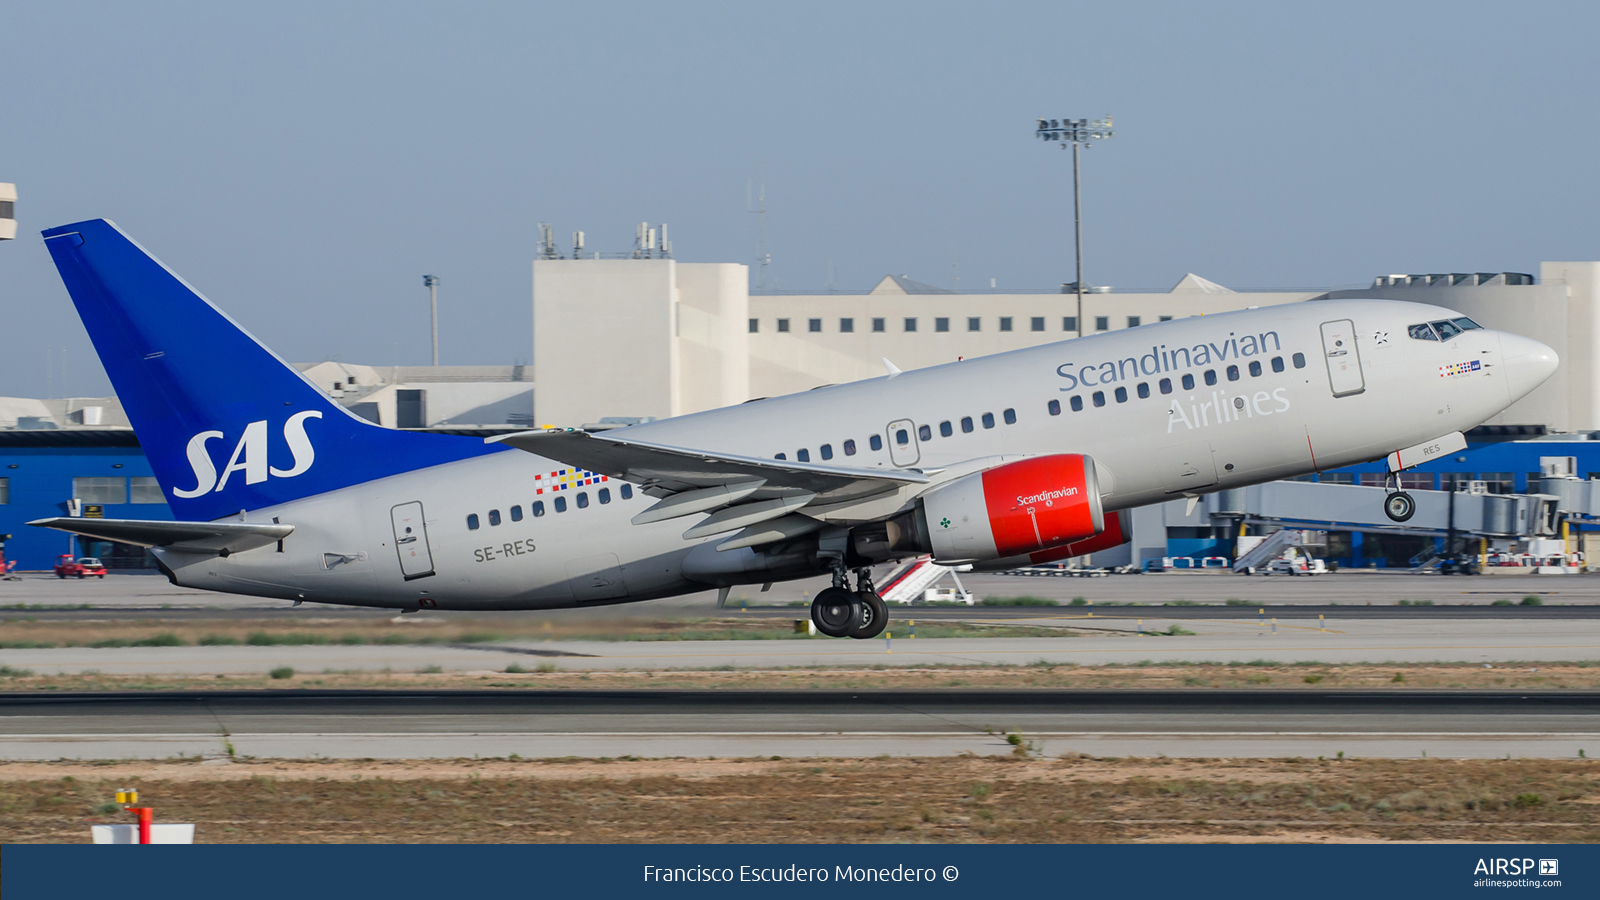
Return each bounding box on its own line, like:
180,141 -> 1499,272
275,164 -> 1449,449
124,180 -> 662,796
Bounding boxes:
54,555 -> 107,579
1266,556 -> 1327,576
30,219 -> 1559,638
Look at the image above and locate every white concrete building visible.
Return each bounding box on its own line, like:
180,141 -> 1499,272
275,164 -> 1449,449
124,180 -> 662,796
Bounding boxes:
532,258 -> 1600,433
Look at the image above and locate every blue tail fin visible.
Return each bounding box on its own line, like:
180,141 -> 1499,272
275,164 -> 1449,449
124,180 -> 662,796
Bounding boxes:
42,219 -> 504,521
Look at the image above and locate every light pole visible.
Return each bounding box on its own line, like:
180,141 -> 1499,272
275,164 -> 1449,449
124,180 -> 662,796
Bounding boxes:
422,275 -> 439,366
1035,116 -> 1113,337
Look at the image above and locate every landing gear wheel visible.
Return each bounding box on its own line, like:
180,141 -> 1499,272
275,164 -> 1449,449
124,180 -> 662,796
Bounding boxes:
848,591 -> 889,639
811,587 -> 863,638
1384,491 -> 1416,523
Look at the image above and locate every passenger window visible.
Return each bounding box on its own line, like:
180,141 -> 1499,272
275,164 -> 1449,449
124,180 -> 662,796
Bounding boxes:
1159,378 -> 1172,394
1182,374 -> 1195,390
961,416 -> 974,433
1048,399 -> 1061,416
1408,323 -> 1439,341
533,501 -> 545,516
797,448 -> 810,462
1114,386 -> 1128,403
896,428 -> 910,445
1431,319 -> 1464,340
619,485 -> 632,500
598,488 -> 610,504
1271,356 -> 1285,373
1226,365 -> 1239,381
467,514 -> 480,530
1249,360 -> 1262,377
843,439 -> 857,456
982,412 -> 995,429
1003,408 -> 1016,424
510,505 -> 523,522
918,424 -> 932,441
1137,382 -> 1150,399
939,421 -> 953,437
489,509 -> 502,526
820,444 -> 833,460
870,435 -> 883,451
1070,395 -> 1083,412
775,452 -> 786,460
1292,352 -> 1306,368
1204,370 -> 1218,386
576,492 -> 589,509
1092,391 -> 1106,407
554,496 -> 567,513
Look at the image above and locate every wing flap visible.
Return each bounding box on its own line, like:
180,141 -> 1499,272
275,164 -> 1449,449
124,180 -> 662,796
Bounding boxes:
28,517 -> 293,555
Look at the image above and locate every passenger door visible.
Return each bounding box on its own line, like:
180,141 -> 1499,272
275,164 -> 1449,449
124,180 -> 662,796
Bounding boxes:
886,419 -> 920,467
1319,319 -> 1366,397
390,501 -> 435,581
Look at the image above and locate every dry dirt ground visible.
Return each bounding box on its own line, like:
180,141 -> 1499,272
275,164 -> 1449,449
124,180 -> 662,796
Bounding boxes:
0,662 -> 1595,692
1,757 -> 1595,844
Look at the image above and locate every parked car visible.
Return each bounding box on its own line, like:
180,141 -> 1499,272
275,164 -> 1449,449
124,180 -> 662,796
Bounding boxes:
1266,555 -> 1328,576
54,555 -> 107,579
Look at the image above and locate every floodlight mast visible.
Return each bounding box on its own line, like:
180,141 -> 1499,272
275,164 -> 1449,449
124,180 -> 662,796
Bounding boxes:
1035,117 -> 1113,338
423,275 -> 440,366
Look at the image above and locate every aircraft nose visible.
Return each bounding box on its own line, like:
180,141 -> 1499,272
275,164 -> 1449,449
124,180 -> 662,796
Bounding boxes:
1499,332 -> 1559,402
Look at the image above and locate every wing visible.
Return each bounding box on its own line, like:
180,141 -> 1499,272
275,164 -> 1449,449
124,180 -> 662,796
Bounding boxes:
490,429 -> 931,549
29,517 -> 294,555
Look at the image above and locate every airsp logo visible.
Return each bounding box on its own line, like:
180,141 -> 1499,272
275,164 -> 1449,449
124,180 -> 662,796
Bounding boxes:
174,411 -> 322,498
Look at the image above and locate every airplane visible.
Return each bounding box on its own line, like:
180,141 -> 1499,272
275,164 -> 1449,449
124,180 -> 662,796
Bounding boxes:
31,219 -> 1558,638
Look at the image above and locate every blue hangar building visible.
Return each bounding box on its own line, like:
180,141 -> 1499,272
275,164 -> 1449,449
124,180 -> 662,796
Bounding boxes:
1,425 -> 1596,572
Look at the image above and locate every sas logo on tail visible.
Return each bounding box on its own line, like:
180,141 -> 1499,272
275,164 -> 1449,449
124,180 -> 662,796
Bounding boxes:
174,411 -> 322,498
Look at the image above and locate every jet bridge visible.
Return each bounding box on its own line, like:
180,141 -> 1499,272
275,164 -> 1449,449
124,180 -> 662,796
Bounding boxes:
1126,478 -> 1588,571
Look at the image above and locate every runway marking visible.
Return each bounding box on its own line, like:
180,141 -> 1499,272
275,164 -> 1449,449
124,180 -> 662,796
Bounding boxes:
1,731 -> 1595,739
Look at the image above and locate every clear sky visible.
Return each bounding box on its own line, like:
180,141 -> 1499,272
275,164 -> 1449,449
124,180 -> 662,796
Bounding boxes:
2,1 -> 1596,398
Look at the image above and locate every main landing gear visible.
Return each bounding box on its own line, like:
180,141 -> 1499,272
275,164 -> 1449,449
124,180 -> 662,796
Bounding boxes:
811,568 -> 889,640
1382,472 -> 1416,523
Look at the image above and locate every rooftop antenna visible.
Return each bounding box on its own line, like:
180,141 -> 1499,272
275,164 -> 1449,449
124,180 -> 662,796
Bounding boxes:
749,177 -> 769,290
572,230 -> 584,258
660,224 -> 671,259
537,224 -> 560,260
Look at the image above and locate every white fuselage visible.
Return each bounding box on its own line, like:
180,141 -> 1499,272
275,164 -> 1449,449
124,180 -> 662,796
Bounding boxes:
163,299 -> 1553,610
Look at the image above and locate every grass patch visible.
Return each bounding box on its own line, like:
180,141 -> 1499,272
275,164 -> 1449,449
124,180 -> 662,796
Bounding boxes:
268,666 -> 295,680
0,665 -> 35,677
982,597 -> 1059,607
1521,596 -> 1543,606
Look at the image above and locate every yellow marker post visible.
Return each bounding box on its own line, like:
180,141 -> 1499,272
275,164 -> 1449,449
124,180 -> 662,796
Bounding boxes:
1259,607 -> 1265,625
909,619 -> 915,639
1138,618 -> 1143,635
886,631 -> 892,654
1319,614 -> 1326,633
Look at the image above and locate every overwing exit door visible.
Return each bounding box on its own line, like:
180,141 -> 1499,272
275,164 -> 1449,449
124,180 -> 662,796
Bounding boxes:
886,419 -> 920,467
390,501 -> 435,581
1319,319 -> 1366,397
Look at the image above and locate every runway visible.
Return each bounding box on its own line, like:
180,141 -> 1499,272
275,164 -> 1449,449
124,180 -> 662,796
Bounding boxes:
4,617 -> 1598,674
0,689 -> 1592,761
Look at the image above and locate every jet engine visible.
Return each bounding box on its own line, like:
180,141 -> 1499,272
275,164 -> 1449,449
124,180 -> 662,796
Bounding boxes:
967,509 -> 1130,571
887,454 -> 1105,564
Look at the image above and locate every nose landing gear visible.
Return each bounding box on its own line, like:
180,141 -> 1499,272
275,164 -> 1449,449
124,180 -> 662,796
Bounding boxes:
1382,472 -> 1416,522
810,568 -> 889,639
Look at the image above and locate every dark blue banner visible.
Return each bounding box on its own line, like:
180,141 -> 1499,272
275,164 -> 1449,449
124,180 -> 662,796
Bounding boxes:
4,843 -> 1596,899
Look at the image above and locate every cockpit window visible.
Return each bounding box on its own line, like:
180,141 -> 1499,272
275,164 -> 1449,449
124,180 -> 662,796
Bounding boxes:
1431,319 -> 1465,340
1408,323 -> 1439,341
1452,316 -> 1483,331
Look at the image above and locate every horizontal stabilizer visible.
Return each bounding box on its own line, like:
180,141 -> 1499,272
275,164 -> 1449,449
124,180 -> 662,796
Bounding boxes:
28,517 -> 293,555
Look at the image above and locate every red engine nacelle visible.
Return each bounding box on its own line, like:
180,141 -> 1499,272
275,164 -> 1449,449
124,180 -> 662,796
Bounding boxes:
966,510 -> 1132,571
914,454 -> 1105,563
